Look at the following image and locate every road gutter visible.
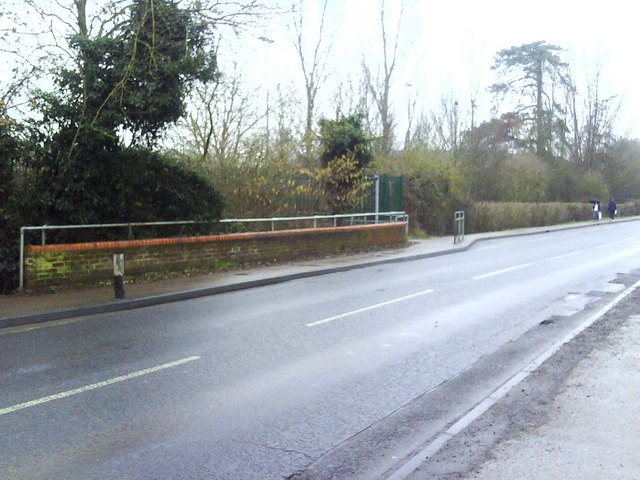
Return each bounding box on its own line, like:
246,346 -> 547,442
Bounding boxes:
385,276 -> 640,480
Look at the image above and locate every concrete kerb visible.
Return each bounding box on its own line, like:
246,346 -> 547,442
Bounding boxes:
0,253 -> 467,330
2,217 -> 638,329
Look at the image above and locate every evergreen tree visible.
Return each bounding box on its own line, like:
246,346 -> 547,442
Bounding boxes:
490,41 -> 569,159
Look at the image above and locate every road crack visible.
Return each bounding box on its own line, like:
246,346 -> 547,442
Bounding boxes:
234,439 -> 314,461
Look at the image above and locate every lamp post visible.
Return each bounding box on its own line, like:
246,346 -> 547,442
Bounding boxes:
404,83 -> 415,149
258,36 -> 275,158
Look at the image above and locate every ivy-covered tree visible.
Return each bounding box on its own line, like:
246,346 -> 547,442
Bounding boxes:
318,114 -> 373,213
0,1 -> 262,292
319,113 -> 373,169
0,118 -> 25,293
25,0 -> 225,226
53,0 -> 218,152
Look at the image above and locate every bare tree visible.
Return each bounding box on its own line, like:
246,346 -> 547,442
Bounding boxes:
292,0 -> 332,160
565,63 -> 620,169
1,1 -> 270,118
270,83 -> 304,163
582,68 -> 620,169
333,76 -> 369,121
76,0 -> 270,38
431,95 -> 466,153
404,110 -> 435,149
182,63 -> 264,165
191,0 -> 271,31
0,0 -> 75,116
565,69 -> 582,163
362,0 -> 403,155
403,84 -> 418,149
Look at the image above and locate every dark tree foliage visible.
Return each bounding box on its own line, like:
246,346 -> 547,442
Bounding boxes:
27,0 -> 224,229
0,139 -> 224,292
26,148 -> 224,229
319,114 -> 373,169
113,0 -> 218,138
0,121 -> 25,293
48,0 -> 218,148
318,114 -> 373,213
0,0 -> 225,293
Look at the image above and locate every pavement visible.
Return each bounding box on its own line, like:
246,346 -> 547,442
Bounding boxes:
454,310 -> 640,480
2,218 -> 627,328
2,217 -> 640,479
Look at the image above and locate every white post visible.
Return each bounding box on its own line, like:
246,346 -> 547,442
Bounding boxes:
113,253 -> 125,299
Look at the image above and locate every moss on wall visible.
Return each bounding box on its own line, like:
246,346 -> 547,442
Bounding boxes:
25,223 -> 407,290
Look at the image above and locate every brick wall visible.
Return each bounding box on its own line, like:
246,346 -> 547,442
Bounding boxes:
25,223 -> 407,289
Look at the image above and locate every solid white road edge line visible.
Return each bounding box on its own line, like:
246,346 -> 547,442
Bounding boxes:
0,356 -> 201,416
386,278 -> 640,480
306,289 -> 435,327
473,263 -> 533,280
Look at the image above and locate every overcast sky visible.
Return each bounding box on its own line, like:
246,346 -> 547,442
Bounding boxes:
240,0 -> 640,140
1,0 -> 637,140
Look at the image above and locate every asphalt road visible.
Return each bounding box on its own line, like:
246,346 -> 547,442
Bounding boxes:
2,221 -> 639,479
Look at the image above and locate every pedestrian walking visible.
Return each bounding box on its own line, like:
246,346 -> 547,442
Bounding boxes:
608,198 -> 617,220
593,200 -> 601,222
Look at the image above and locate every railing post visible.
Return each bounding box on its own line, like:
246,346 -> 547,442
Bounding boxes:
374,174 -> 380,224
41,226 -> 46,246
19,227 -> 25,292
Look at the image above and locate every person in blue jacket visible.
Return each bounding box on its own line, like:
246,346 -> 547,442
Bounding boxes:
608,198 -> 617,220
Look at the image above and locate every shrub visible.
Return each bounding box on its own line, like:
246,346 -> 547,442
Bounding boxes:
1,147 -> 225,292
372,148 -> 470,235
206,157 -> 326,218
315,154 -> 369,214
618,200 -> 640,217
494,153 -> 550,202
574,170 -> 609,202
28,148 -> 225,243
468,201 -> 593,233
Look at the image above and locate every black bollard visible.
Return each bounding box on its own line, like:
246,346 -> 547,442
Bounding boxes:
113,252 -> 125,299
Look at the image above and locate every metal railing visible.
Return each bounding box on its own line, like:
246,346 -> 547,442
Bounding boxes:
19,211 -> 408,291
453,211 -> 465,244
